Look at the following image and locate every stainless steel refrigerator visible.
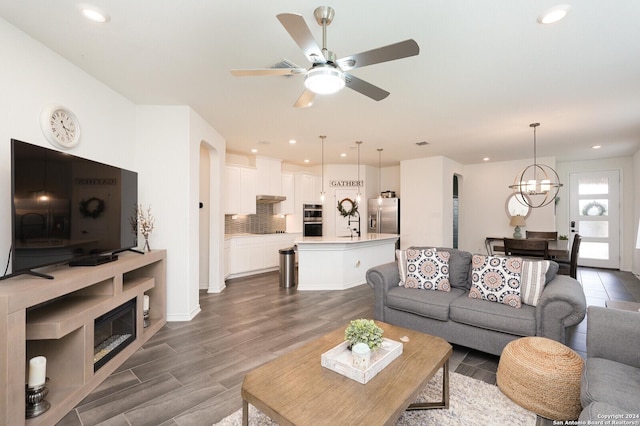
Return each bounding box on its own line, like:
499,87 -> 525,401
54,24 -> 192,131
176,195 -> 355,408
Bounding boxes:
367,198 -> 400,235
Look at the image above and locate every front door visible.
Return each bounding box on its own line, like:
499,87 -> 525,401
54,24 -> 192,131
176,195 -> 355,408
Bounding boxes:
568,170 -> 620,269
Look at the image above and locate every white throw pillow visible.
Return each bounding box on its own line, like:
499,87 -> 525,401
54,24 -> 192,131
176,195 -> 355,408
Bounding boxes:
396,249 -> 408,286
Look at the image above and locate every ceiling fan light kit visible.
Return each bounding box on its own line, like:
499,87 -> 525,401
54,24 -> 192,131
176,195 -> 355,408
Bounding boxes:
305,65 -> 345,94
231,6 -> 419,107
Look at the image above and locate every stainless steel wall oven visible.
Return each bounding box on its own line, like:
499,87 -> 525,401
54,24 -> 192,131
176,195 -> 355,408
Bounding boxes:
303,204 -> 323,237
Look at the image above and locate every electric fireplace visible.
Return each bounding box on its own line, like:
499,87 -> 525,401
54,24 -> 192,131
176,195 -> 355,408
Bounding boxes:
93,298 -> 136,371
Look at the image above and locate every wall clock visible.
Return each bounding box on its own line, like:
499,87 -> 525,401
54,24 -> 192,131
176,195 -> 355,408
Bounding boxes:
40,104 -> 81,149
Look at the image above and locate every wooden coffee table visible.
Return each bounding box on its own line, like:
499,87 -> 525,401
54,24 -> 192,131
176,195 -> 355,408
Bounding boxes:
241,321 -> 452,425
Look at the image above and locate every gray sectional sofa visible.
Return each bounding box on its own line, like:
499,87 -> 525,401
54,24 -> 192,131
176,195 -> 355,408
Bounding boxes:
366,247 -> 587,356
579,306 -> 640,421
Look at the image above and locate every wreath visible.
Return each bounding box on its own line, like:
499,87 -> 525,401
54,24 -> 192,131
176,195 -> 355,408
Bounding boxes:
581,200 -> 606,216
337,198 -> 358,217
79,197 -> 105,219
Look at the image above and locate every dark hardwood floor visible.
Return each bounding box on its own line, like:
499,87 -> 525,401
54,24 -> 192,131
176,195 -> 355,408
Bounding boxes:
58,267 -> 640,426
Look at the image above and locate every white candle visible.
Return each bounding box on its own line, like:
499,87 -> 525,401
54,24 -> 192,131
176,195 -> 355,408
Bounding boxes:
28,356 -> 46,387
143,295 -> 150,311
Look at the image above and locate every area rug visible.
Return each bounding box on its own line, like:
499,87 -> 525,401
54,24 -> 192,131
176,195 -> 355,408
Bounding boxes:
214,370 -> 536,425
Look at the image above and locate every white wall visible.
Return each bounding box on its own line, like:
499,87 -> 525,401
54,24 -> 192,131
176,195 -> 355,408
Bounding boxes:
199,145 -> 211,290
460,157 -> 557,254
556,157 -> 635,271
634,151 -> 640,275
2,18 -> 227,321
0,17 -> 137,269
189,112 -> 226,295
136,106 -> 226,320
400,156 -> 447,248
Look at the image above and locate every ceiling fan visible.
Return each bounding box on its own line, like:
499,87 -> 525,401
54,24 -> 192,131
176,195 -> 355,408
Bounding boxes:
231,6 -> 420,108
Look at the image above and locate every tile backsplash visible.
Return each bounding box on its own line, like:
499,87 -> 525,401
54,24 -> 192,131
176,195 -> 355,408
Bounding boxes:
225,203 -> 286,234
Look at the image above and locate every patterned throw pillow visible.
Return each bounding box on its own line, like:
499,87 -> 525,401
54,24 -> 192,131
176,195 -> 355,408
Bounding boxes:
405,248 -> 451,291
521,260 -> 550,306
470,254 -> 522,308
396,249 -> 408,286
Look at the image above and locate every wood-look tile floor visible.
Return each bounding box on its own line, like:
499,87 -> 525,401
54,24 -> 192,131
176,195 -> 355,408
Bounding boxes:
58,267 -> 640,426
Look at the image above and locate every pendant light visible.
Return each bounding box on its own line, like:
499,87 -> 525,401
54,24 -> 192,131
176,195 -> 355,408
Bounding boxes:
319,135 -> 326,203
377,148 -> 383,205
355,141 -> 362,203
508,123 -> 563,208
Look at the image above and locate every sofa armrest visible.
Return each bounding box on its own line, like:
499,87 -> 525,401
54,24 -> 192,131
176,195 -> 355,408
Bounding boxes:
366,262 -> 400,322
535,275 -> 587,343
586,306 -> 640,368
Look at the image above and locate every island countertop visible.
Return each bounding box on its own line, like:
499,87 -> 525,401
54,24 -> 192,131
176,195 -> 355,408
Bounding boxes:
294,233 -> 399,244
294,234 -> 399,290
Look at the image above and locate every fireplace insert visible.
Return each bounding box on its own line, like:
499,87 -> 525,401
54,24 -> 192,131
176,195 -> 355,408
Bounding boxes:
93,298 -> 136,371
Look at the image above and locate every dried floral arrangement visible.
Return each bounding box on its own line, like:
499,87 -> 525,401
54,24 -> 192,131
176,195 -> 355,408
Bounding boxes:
130,204 -> 155,251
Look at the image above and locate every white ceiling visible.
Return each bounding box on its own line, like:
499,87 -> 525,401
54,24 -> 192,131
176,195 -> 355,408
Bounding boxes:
2,1 -> 640,167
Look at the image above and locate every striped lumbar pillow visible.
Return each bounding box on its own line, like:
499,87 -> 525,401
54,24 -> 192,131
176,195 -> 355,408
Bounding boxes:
521,260 -> 550,306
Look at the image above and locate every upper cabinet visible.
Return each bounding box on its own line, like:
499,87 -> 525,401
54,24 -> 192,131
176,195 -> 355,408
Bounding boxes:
225,165 -> 257,215
296,172 -> 322,205
275,172 -> 295,215
255,157 -> 283,196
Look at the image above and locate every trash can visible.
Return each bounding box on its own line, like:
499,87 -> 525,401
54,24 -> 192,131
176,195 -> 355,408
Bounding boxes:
279,247 -> 296,288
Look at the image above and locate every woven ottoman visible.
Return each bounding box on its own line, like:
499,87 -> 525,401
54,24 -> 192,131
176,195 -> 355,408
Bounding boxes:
497,336 -> 584,420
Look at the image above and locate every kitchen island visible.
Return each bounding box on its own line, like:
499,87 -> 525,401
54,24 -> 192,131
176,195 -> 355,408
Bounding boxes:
294,233 -> 399,290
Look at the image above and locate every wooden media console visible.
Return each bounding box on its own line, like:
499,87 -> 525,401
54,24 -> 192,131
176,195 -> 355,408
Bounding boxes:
0,249 -> 167,426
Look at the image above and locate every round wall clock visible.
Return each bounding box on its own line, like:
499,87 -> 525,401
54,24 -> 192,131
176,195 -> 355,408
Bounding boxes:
40,104 -> 81,149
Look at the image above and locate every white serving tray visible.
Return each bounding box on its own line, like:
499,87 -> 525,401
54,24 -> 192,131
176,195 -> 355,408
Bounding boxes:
321,338 -> 403,384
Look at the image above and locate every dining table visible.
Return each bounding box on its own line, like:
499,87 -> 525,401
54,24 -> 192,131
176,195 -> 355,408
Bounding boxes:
485,237 -> 569,259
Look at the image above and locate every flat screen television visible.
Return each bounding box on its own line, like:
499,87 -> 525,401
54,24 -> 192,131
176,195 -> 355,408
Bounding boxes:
4,139 -> 138,280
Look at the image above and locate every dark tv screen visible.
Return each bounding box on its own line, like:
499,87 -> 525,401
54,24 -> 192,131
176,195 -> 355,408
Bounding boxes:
9,139 -> 138,276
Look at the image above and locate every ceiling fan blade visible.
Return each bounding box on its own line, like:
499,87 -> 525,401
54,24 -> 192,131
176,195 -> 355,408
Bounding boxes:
294,89 -> 315,108
344,74 -> 390,101
231,68 -> 306,77
276,13 -> 324,63
337,39 -> 420,71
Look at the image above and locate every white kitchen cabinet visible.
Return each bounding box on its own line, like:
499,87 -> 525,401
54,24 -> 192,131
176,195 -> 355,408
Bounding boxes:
228,236 -> 265,275
224,238 -> 230,278
274,172 -> 295,215
264,234 -> 298,268
255,157 -> 283,196
240,167 -> 257,214
225,165 -> 257,215
296,172 -> 322,205
226,234 -> 301,278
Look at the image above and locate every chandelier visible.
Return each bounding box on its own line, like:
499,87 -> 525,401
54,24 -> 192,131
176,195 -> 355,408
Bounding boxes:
508,123 -> 562,208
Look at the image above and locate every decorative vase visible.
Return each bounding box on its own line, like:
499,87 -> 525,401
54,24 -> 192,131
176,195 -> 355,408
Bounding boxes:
143,237 -> 151,252
352,342 -> 371,370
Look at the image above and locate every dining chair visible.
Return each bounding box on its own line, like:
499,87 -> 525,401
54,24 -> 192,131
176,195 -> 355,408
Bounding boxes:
557,234 -> 582,279
503,238 -> 550,259
525,231 -> 558,240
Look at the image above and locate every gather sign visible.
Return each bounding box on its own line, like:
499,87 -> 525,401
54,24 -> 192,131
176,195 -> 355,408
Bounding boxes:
329,180 -> 363,188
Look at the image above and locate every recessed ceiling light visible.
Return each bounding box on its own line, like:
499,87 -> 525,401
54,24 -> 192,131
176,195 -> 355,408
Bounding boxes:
483,157 -> 490,161
251,148 -> 258,153
592,145 -> 602,149
289,139 -> 296,144
304,159 -> 310,163
80,6 -> 110,23
340,153 -> 347,157
538,5 -> 571,24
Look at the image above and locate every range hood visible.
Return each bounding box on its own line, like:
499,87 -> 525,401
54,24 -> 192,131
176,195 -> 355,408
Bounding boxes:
256,195 -> 286,204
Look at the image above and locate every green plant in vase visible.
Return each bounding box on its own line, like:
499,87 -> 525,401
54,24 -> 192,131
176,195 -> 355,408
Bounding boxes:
344,319 -> 384,351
